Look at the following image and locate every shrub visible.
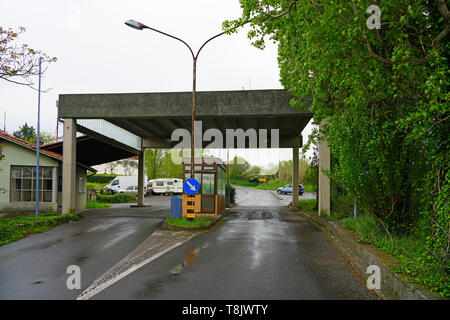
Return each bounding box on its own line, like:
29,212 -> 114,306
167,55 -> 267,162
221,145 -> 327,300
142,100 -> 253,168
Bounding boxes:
96,193 -> 136,203
226,183 -> 236,204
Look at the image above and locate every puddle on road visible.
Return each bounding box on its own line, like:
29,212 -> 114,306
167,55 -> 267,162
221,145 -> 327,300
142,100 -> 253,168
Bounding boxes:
169,242 -> 210,275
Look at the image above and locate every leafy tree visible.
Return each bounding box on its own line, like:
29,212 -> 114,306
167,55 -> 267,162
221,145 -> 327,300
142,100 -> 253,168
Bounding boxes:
106,161 -> 120,175
145,149 -> 183,180
39,131 -> 56,144
0,26 -> 57,88
116,159 -> 138,176
13,123 -> 35,143
145,149 -> 163,180
226,0 -> 449,294
228,156 -> 250,180
243,165 -> 262,182
277,157 -> 308,184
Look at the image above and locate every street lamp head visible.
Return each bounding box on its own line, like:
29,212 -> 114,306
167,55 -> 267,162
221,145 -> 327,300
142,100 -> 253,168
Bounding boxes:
124,19 -> 148,30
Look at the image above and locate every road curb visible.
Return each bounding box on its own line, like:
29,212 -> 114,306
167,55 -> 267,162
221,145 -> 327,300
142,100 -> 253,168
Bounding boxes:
271,191 -> 283,200
299,210 -> 443,300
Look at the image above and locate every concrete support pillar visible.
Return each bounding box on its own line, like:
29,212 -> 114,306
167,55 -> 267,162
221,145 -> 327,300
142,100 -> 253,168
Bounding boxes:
62,118 -> 76,214
131,151 -> 146,207
318,125 -> 331,216
292,147 -> 299,208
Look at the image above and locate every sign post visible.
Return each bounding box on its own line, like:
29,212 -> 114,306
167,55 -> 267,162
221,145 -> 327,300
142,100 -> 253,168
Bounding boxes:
183,178 -> 200,221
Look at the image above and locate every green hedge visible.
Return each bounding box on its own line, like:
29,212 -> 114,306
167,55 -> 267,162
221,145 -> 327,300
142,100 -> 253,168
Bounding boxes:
87,174 -> 118,184
96,193 -> 137,203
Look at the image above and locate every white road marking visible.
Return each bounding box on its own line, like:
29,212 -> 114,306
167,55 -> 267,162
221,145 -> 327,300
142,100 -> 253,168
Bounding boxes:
76,237 -> 194,300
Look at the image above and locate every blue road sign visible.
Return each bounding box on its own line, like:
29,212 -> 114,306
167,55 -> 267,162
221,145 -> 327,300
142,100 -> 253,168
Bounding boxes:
184,178 -> 200,195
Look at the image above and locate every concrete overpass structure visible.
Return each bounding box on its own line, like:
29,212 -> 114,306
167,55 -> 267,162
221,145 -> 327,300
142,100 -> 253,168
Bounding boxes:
58,89 -> 330,215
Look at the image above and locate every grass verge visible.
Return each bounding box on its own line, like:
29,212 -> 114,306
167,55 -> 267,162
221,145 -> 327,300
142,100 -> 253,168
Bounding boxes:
296,201 -> 449,297
298,199 -> 317,211
231,179 -> 315,192
341,215 -> 449,297
0,214 -> 81,246
86,200 -> 112,208
165,216 -> 218,229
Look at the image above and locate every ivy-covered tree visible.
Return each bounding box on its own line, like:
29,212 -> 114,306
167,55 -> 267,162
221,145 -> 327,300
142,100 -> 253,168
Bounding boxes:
225,0 -> 448,295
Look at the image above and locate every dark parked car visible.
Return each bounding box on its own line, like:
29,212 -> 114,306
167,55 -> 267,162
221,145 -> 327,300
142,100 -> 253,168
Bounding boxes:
277,184 -> 304,195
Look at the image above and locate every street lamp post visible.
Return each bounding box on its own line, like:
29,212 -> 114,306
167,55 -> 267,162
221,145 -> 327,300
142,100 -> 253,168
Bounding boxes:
125,19 -> 227,179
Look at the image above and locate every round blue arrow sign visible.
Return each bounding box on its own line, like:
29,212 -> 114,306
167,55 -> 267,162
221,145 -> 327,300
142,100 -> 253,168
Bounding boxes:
184,178 -> 200,195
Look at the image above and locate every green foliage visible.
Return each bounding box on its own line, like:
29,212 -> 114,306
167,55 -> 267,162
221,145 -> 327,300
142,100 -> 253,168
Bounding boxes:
12,122 -> 35,143
96,193 -> 136,203
341,215 -> 449,297
165,216 -> 217,228
86,200 -> 111,208
229,179 -> 258,188
0,214 -> 80,246
145,149 -> 183,180
228,156 -> 251,180
226,183 -> 236,204
87,174 -> 117,184
243,165 -> 261,182
277,158 -> 308,183
298,199 -> 317,212
229,0 -> 449,296
255,180 -> 286,190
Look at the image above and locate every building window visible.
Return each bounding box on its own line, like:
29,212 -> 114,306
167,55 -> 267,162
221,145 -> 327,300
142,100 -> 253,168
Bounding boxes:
10,166 -> 53,202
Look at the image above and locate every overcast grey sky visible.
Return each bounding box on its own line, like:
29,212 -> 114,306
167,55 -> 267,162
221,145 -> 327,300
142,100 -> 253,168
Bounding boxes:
0,0 -> 313,168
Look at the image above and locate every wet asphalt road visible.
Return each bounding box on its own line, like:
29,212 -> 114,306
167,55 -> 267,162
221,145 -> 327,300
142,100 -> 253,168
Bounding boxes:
0,187 -> 375,300
91,187 -> 375,300
0,195 -> 170,300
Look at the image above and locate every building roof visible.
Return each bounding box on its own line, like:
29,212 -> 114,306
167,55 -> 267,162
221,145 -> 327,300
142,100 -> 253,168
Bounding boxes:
40,134 -> 136,167
0,130 -> 96,172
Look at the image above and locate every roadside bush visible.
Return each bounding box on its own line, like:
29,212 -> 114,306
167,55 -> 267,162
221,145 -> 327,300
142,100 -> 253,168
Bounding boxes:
96,193 -> 136,203
226,184 -> 236,204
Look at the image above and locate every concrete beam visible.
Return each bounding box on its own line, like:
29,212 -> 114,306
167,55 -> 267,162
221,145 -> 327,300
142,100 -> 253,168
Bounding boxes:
279,135 -> 303,148
58,90 -> 312,119
62,118 -> 77,214
142,137 -> 172,148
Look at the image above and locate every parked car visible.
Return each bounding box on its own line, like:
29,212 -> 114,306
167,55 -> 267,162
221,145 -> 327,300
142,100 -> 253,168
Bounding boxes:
118,185 -> 149,196
277,184 -> 304,195
104,175 -> 148,195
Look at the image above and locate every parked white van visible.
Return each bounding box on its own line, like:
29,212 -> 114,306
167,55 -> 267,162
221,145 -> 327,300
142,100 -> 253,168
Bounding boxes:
105,176 -> 148,195
148,178 -> 183,195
